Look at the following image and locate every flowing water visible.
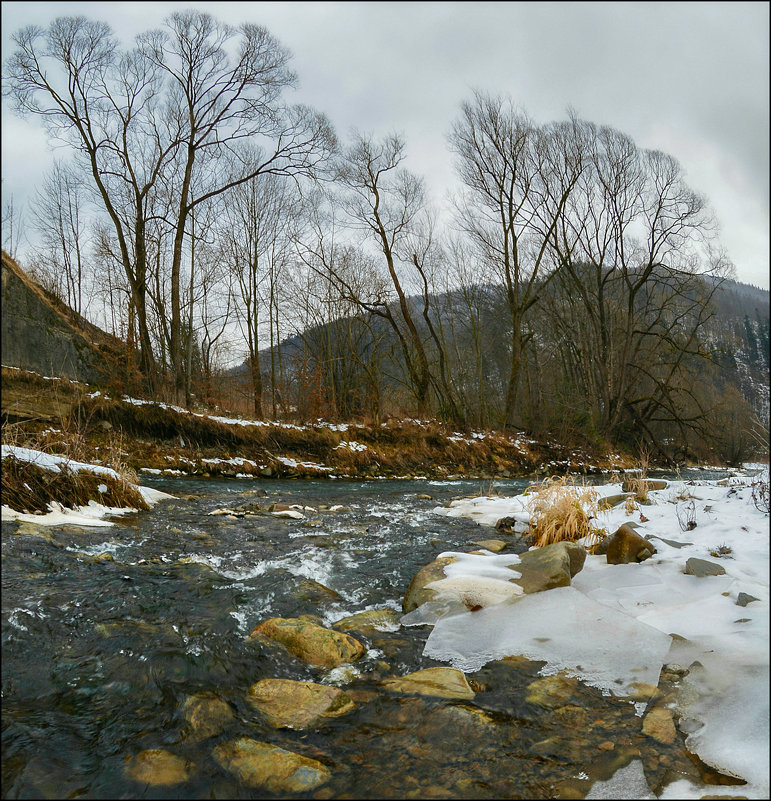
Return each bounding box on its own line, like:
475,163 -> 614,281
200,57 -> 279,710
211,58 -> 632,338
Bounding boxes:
2,472 -> 737,799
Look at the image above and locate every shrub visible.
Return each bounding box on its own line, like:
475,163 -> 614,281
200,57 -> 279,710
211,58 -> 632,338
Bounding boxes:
525,476 -> 603,548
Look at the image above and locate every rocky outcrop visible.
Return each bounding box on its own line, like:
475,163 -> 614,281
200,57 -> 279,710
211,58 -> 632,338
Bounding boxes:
1,250 -> 123,385
246,679 -> 355,729
249,617 -> 365,668
684,558 -> 726,577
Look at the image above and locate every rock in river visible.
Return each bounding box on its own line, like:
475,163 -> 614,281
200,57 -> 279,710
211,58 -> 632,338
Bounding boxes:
249,617 -> 365,668
246,678 -> 355,729
381,667 -> 475,699
332,607 -> 401,635
124,749 -> 193,786
402,555 -> 457,613
212,738 -> 330,793
181,694 -> 234,740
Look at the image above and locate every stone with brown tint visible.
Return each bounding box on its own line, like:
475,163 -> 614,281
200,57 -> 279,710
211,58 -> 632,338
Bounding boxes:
402,555 -> 457,613
249,617 -> 364,668
124,749 -> 193,786
245,679 -> 355,729
605,524 -> 657,564
642,707 -> 677,744
212,738 -> 330,793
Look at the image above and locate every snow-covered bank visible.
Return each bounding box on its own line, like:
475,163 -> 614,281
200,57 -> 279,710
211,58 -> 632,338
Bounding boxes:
1,445 -> 174,526
429,471 -> 769,798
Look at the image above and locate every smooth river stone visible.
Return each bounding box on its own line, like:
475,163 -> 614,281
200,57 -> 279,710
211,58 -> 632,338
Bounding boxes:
124,749 -> 193,786
212,738 -> 330,792
245,678 -> 355,729
249,617 -> 365,668
381,667 -> 475,699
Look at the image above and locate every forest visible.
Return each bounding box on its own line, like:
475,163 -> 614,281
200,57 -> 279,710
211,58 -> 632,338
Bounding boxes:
3,11 -> 769,464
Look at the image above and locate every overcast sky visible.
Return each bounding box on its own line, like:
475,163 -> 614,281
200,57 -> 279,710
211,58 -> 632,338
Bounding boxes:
2,1 -> 769,288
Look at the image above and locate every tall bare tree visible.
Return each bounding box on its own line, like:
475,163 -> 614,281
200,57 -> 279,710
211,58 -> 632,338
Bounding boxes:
449,92 -> 582,428
138,10 -> 336,397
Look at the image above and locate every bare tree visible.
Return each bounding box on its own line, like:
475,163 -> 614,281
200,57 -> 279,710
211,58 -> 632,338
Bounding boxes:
138,10 -> 336,397
330,132 -> 439,417
29,161 -> 90,315
449,92 -> 582,428
542,119 -> 733,452
1,191 -> 25,258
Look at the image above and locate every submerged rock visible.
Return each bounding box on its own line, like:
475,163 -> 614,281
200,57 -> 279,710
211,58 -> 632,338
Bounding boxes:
181,694 -> 234,741
249,617 -> 365,668
402,555 -> 457,613
124,749 -> 193,786
245,678 -> 355,729
525,674 -> 579,708
292,578 -> 343,604
381,667 -> 475,699
212,738 -> 330,792
641,706 -> 677,744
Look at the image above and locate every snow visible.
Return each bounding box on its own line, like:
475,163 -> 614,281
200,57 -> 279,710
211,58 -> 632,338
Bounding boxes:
1,445 -> 175,525
425,469 -> 770,798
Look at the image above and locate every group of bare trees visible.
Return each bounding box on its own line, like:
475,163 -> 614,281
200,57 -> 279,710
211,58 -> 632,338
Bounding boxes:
4,12 -> 740,456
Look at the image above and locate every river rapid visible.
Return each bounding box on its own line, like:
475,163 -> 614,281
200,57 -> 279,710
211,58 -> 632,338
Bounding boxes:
2,472 -> 738,799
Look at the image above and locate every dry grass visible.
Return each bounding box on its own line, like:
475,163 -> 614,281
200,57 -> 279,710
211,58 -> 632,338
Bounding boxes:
525,475 -> 603,548
1,456 -> 148,514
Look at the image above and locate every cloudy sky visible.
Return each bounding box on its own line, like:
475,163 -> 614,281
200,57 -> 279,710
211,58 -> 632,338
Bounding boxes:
2,1 -> 769,288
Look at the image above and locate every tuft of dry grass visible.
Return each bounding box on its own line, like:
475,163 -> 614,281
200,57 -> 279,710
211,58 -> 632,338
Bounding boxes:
1,456 -> 148,514
525,476 -> 603,548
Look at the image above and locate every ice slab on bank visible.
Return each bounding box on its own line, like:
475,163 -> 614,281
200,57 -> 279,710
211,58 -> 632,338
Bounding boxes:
423,585 -> 672,694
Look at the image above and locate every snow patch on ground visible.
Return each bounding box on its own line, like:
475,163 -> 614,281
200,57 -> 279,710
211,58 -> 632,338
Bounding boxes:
425,469 -> 769,797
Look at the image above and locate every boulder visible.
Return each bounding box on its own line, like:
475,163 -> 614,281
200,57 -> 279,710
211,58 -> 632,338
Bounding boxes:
508,541 -> 585,594
246,679 -> 355,729
381,667 -> 475,699
181,694 -> 233,741
684,558 -> 726,577
124,749 -> 193,786
249,617 -> 365,668
602,524 -> 656,564
212,738 -> 330,793
402,555 -> 457,613
332,608 -> 401,635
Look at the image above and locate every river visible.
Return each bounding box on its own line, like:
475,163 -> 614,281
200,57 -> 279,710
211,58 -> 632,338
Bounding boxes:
1,471 -> 739,798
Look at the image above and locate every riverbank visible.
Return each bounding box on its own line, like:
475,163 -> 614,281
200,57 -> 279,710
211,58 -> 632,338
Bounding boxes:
3,364 -> 716,504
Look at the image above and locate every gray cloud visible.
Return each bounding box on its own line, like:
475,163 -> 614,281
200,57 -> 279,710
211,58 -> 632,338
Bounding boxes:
2,1 -> 768,286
